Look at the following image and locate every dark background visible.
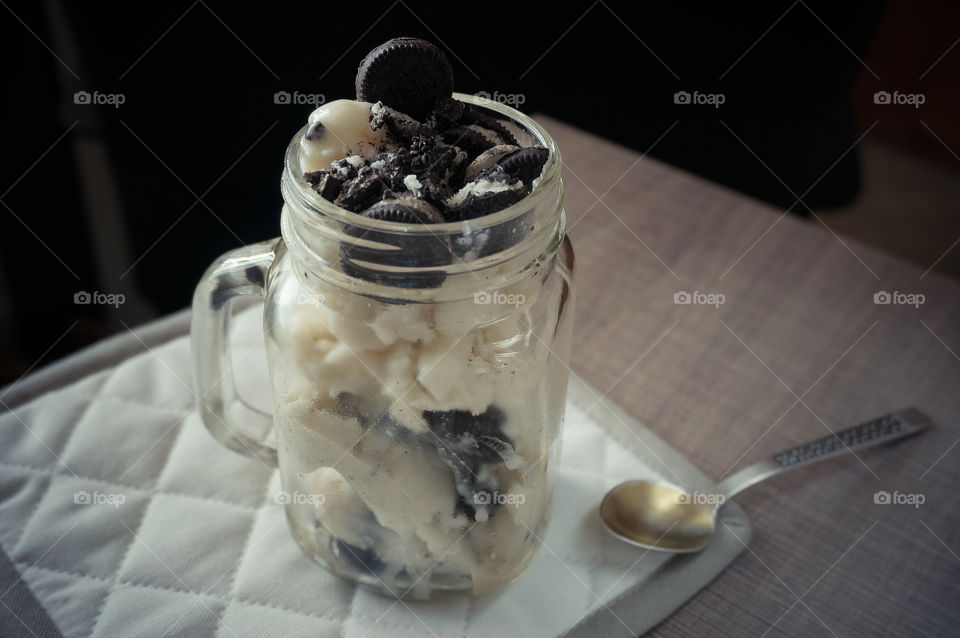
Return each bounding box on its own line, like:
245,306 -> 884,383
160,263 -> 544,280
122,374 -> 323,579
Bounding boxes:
2,1 -> 958,384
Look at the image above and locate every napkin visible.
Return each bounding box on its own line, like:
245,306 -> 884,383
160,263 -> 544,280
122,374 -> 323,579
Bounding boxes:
0,308 -> 749,637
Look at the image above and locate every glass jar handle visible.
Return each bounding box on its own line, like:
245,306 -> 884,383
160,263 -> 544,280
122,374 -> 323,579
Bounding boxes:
190,239 -> 279,467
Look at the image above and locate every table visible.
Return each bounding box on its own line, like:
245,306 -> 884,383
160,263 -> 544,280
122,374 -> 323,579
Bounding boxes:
538,116 -> 960,637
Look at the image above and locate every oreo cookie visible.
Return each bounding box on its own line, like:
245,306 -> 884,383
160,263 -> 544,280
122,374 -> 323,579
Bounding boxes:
460,109 -> 520,147
464,144 -> 519,180
441,126 -> 496,159
449,188 -> 527,221
427,96 -> 466,130
304,170 -> 343,202
423,406 -> 512,521
370,102 -> 431,141
498,146 -> 549,183
445,453 -> 501,521
363,196 -> 445,224
366,151 -> 410,192
423,406 -> 511,463
408,136 -> 467,190
340,196 -> 451,289
330,156 -> 364,181
338,166 -> 387,212
356,38 -> 454,121
446,166 -> 528,221
333,539 -> 387,576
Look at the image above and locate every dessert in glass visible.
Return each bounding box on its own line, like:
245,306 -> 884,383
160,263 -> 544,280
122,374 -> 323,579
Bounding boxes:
192,38 -> 574,599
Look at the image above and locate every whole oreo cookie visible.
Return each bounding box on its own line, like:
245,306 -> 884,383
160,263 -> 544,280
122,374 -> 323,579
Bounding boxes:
356,38 -> 454,121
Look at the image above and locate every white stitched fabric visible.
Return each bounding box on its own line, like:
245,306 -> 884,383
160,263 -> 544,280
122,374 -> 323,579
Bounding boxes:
0,309 -> 684,638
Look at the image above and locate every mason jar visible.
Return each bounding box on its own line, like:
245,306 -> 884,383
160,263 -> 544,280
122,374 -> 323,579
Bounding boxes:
191,94 -> 574,599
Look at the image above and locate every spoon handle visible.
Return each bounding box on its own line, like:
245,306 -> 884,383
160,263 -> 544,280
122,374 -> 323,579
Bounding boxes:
716,408 -> 934,500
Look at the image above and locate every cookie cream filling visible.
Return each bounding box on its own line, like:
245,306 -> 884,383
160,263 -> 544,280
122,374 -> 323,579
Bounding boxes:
445,175 -> 525,208
403,174 -> 423,195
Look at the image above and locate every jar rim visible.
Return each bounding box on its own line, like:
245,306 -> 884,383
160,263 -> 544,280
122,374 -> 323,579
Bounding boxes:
281,92 -> 561,237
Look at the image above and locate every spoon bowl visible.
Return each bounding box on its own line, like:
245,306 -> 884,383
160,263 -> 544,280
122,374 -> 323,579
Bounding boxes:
600,481 -> 716,552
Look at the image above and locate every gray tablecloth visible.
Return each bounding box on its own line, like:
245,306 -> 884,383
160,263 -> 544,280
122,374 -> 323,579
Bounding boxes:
541,116 -> 960,636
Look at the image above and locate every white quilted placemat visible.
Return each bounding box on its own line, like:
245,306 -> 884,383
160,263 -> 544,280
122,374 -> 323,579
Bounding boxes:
0,308 -> 746,637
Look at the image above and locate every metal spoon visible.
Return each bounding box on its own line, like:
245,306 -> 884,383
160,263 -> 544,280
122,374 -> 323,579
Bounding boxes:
600,408 -> 933,553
